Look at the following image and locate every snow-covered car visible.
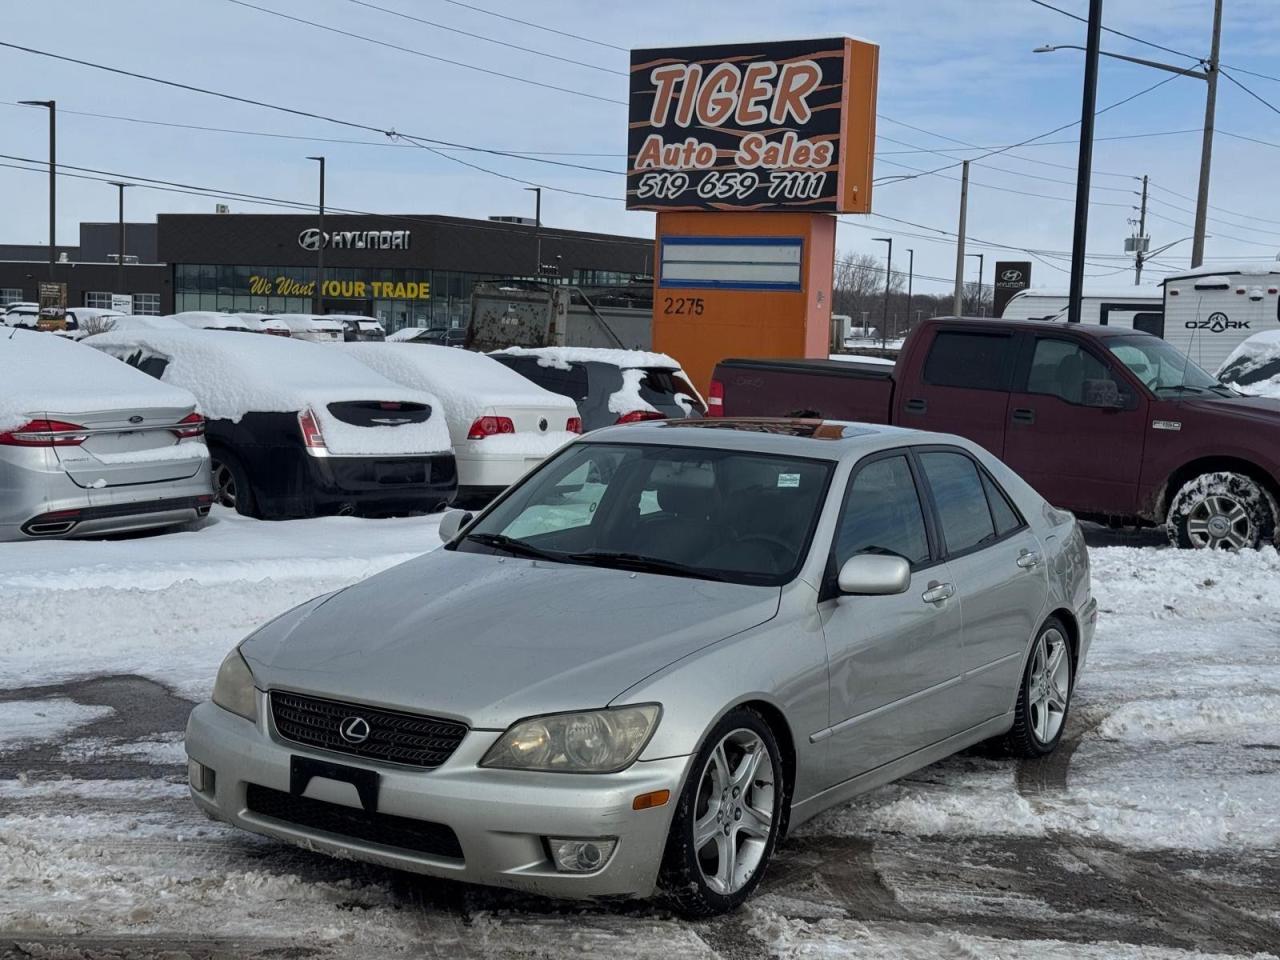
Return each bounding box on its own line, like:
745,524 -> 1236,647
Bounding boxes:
492,347 -> 706,431
343,342 -> 580,507
85,330 -> 456,519
0,328 -> 212,540
107,315 -> 190,333
2,303 -> 40,328
235,313 -> 292,337
387,325 -> 432,343
331,315 -> 386,342
272,313 -> 345,344
172,311 -> 258,333
186,419 -> 1094,914
1217,331 -> 1280,398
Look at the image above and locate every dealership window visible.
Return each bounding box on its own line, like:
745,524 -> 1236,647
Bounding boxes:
85,291 -> 115,309
133,293 -> 161,315
1,288 -> 23,306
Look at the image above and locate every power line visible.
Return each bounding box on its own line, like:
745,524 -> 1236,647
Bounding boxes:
1146,179 -> 1280,230
1143,193 -> 1280,239
1219,67 -> 1280,117
342,0 -> 623,75
0,40 -> 620,201
874,127 -> 1199,155
222,0 -> 625,105
1143,209 -> 1280,249
438,0 -> 627,52
1026,0 -> 1201,62
875,156 -> 1133,208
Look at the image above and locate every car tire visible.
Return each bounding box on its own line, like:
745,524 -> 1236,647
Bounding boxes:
1165,471 -> 1276,550
658,708 -> 785,917
1004,617 -> 1073,759
210,448 -> 258,519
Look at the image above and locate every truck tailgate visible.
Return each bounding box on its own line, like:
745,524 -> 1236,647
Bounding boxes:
714,358 -> 896,423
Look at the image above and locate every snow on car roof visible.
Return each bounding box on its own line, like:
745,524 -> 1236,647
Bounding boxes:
273,313 -> 345,331
388,327 -> 432,342
171,311 -> 255,330
342,342 -> 574,441
493,346 -> 683,371
0,327 -> 197,432
86,330 -> 452,455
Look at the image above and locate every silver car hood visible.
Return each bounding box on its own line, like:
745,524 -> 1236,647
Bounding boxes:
241,549 -> 780,730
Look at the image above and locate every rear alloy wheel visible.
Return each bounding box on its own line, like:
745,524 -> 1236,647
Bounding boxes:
210,450 -> 257,518
659,709 -> 783,917
1005,618 -> 1073,758
1166,471 -> 1276,550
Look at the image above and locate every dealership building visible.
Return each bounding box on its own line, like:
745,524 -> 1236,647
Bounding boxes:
0,212 -> 652,331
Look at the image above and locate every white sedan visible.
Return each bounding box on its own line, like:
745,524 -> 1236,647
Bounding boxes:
343,342 -> 580,507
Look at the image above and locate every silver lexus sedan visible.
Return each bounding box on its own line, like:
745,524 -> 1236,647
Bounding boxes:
186,419 -> 1095,915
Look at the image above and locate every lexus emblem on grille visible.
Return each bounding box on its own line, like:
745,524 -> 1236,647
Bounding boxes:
339,716 -> 371,744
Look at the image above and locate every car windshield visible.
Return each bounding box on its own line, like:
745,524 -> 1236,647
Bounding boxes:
453,441 -> 833,586
1106,336 -> 1230,396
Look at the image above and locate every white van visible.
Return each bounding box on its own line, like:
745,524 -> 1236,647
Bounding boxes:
1161,264 -> 1280,375
1000,287 -> 1164,333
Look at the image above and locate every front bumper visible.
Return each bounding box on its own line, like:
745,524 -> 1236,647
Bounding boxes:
185,698 -> 688,900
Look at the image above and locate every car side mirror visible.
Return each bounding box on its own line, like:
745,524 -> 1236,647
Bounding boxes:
1082,378 -> 1124,409
837,554 -> 911,596
437,509 -> 473,543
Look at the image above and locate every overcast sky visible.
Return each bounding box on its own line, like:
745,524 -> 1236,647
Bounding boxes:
3,0 -> 1279,296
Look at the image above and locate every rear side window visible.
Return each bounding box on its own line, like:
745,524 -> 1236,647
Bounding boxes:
640,368 -> 707,414
835,454 -> 930,566
922,331 -> 1015,390
496,356 -> 589,401
982,472 -> 1023,536
918,450 -> 996,554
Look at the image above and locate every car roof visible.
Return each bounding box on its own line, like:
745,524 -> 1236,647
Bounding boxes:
934,316 -> 1149,340
584,418 -> 938,461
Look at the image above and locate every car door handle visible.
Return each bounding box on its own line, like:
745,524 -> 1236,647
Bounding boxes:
904,398 -> 927,414
1016,550 -> 1042,569
922,581 -> 955,604
1011,408 -> 1036,424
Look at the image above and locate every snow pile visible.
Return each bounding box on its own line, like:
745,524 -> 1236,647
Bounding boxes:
1097,695 -> 1280,743
85,330 -> 451,456
342,342 -> 575,446
0,698 -> 113,747
494,345 -> 683,370
0,328 -> 197,432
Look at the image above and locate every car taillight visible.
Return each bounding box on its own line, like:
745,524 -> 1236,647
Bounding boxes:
266,328 -> 291,337
707,379 -> 724,417
0,418 -> 89,446
172,412 -> 205,439
298,408 -> 328,455
566,416 -> 583,434
615,410 -> 665,424
467,416 -> 516,440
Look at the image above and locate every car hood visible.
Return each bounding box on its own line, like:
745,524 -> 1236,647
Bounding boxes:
1178,392 -> 1280,423
241,549 -> 780,730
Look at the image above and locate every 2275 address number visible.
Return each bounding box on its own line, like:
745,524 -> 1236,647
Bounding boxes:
662,296 -> 705,316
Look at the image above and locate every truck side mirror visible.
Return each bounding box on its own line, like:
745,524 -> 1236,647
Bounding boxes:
1082,378 -> 1124,409
438,509 -> 474,543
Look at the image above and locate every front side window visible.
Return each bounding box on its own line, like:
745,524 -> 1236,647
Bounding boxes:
1108,335 -> 1225,396
834,454 -> 930,567
918,450 -> 996,554
1026,338 -> 1124,405
459,442 -> 833,586
922,331 -> 1016,390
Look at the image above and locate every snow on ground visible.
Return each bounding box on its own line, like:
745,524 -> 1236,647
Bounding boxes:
1,514 -> 1278,956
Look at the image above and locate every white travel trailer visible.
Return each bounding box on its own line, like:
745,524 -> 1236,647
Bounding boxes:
1161,264 -> 1280,375
1000,287 -> 1164,333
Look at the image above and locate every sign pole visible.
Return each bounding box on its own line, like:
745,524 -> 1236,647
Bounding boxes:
953,160 -> 969,316
1068,0 -> 1104,323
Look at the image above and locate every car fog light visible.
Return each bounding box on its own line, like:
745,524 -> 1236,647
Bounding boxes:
548,837 -> 617,873
188,759 -> 214,794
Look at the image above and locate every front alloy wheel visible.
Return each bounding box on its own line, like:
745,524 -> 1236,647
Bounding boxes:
660,709 -> 783,916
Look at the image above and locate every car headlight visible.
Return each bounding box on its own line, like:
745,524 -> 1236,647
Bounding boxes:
480,705 -> 661,773
211,648 -> 258,723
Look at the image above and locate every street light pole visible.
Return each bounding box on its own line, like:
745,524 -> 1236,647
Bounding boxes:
524,187 -> 542,278
306,156 -> 325,313
107,181 -> 131,297
905,248 -> 914,331
1066,0 -> 1103,324
967,253 -> 986,315
1192,0 -> 1223,268
873,237 -> 892,348
19,100 -> 56,280
952,160 -> 970,316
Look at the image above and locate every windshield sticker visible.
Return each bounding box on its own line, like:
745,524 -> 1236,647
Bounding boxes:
777,473 -> 801,488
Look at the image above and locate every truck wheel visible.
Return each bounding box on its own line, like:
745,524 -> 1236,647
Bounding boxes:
1165,471 -> 1276,550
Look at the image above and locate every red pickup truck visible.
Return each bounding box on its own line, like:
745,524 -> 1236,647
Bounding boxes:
712,316 -> 1280,549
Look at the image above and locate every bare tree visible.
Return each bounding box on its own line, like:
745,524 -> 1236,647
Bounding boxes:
80,314 -> 118,336
962,281 -> 993,317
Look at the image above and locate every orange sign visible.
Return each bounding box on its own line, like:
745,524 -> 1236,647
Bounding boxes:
627,37 -> 879,213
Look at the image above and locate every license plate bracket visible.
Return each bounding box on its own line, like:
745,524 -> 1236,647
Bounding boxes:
290,755 -> 380,814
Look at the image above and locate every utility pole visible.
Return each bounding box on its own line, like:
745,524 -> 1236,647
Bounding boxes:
1067,0 -> 1103,323
525,187 -> 542,277
953,160 -> 970,316
1135,174 -> 1149,285
108,181 -> 131,297
905,248 -> 914,331
1191,0 -> 1222,269
19,100 -> 56,280
873,237 -> 892,347
307,156 -> 325,313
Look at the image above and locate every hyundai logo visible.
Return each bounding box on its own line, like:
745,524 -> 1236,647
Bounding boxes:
339,716 -> 371,744
298,228 -> 323,251
1000,268 -> 1023,282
